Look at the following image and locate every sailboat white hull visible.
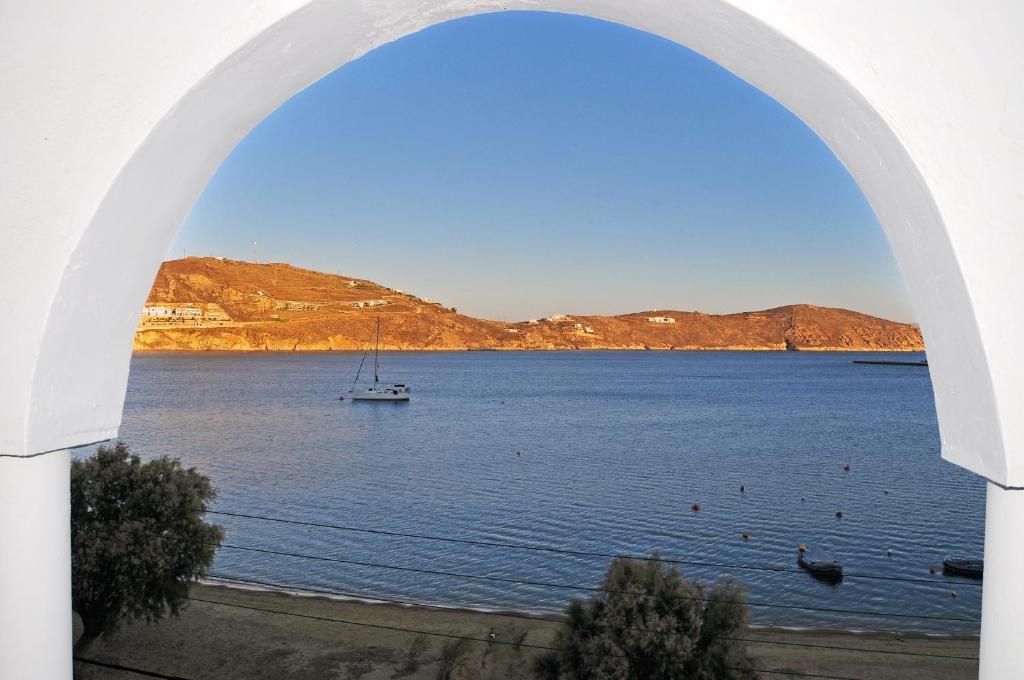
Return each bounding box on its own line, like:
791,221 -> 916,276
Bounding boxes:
347,318 -> 410,401
350,385 -> 410,401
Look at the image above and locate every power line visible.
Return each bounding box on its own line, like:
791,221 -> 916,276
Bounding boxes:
74,657 -> 192,680
74,596 -> 886,680
189,595 -> 566,653
139,525 -> 981,626
746,669 -> 869,680
209,572 -> 558,623
215,542 -> 981,623
208,572 -> 978,661
188,595 -> 880,680
208,509 -> 982,588
733,635 -> 977,661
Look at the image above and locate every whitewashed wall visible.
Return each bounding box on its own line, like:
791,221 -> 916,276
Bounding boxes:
1,0 -> 1022,487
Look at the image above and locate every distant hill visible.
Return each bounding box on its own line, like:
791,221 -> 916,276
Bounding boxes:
134,258 -> 925,352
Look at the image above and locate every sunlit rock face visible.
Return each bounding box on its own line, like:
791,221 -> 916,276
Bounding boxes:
134,258 -> 924,352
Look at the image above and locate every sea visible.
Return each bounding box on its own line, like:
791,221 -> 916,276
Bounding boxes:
101,350 -> 985,633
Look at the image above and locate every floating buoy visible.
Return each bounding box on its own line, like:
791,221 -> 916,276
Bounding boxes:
843,464 -> 851,472
740,485 -> 745,493
691,503 -> 701,511
801,497 -> 805,502
798,544 -> 807,553
515,449 -> 522,457
741,531 -> 749,540
929,565 -> 938,575
338,394 -> 345,401
951,591 -> 958,599
835,510 -> 844,518
501,400 -> 506,405
884,489 -> 889,495
887,549 -> 893,557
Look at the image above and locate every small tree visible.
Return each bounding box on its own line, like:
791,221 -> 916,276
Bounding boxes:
71,442 -> 224,653
534,556 -> 756,680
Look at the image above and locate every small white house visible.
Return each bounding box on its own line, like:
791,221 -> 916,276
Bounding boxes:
647,316 -> 676,324
353,299 -> 387,309
141,304 -> 201,318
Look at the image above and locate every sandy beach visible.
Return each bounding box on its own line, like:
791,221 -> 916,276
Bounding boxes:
73,583 -> 978,679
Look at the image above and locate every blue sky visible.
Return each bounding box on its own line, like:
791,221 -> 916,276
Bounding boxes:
173,11 -> 914,323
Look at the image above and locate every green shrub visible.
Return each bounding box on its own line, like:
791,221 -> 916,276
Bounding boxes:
534,555 -> 756,680
71,442 -> 223,653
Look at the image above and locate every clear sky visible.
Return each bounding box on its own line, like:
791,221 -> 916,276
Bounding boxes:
173,11 -> 915,323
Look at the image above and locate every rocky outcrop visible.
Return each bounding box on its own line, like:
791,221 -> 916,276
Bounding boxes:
134,258 -> 925,352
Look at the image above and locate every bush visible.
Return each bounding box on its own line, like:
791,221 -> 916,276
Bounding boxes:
534,556 -> 756,680
435,636 -> 472,680
71,442 -> 224,653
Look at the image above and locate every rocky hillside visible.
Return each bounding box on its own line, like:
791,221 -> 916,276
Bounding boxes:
134,258 -> 924,352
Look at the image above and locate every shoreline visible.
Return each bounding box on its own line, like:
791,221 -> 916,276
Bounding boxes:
131,346 -> 927,354
204,576 -> 970,638
75,583 -> 977,679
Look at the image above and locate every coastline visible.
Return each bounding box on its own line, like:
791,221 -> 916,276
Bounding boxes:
130,346 -> 927,353
75,583 -> 977,679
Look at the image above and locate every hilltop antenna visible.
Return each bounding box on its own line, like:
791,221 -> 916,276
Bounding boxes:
252,241 -> 257,264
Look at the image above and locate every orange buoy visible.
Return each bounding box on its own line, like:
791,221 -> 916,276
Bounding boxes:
741,531 -> 749,540
798,544 -> 807,553
691,503 -> 701,511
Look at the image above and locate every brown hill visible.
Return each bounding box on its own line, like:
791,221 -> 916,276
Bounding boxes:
134,258 -> 924,352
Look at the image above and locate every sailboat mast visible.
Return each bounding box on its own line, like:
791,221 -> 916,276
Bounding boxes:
374,317 -> 380,385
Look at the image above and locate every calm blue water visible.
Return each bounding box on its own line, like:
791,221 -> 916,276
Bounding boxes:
106,351 -> 985,633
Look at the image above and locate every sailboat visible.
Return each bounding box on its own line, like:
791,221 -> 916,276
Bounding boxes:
348,318 -> 410,401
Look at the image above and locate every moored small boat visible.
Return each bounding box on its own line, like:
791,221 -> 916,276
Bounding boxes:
942,558 -> 983,579
348,318 -> 410,402
351,384 -> 410,401
798,548 -> 843,580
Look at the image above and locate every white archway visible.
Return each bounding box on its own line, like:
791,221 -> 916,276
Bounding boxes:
3,2 -> 1022,678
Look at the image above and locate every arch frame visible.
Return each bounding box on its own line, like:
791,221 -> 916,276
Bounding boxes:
5,0 -> 1019,484
4,2 -> 1024,679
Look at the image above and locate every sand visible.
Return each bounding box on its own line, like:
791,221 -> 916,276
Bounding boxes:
73,584 -> 978,679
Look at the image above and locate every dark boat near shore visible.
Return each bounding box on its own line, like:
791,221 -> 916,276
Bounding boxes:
798,548 -> 843,582
942,558 -> 983,579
